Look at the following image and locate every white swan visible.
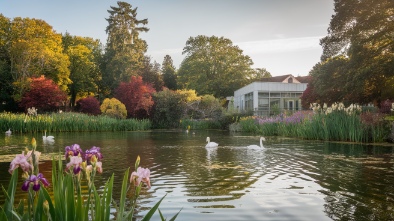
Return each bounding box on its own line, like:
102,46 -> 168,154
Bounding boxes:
5,128 -> 11,136
205,137 -> 218,148
246,137 -> 266,149
43,131 -> 55,141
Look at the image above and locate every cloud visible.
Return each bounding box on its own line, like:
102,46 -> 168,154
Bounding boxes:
236,36 -> 324,54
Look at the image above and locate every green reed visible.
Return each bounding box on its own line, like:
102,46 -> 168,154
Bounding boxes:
238,111 -> 390,143
0,112 -> 151,133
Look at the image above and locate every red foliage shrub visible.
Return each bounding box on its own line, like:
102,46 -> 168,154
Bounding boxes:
19,76 -> 67,112
360,112 -> 386,126
76,96 -> 101,115
380,99 -> 392,114
300,83 -> 320,110
115,76 -> 156,118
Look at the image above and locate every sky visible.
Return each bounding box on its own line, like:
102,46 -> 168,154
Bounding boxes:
0,0 -> 334,77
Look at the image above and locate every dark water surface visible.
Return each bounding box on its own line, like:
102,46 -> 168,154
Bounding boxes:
1,130 -> 394,221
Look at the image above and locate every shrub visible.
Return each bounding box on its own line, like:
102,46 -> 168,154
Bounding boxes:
76,96 -> 101,115
380,99 -> 392,114
19,75 -> 67,112
100,98 -> 127,119
151,89 -> 186,128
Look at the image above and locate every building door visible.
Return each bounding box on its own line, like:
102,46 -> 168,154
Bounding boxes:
288,100 -> 294,110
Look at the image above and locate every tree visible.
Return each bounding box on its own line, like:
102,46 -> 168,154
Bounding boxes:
62,33 -> 103,107
76,96 -> 101,116
319,0 -> 394,104
9,17 -> 70,101
114,76 -> 155,118
300,82 -> 320,110
151,88 -> 186,128
162,55 -> 177,90
250,68 -> 272,82
139,56 -> 164,91
178,35 -> 255,98
19,75 -> 67,112
100,98 -> 127,119
0,14 -> 15,111
103,1 -> 149,95
309,56 -> 352,104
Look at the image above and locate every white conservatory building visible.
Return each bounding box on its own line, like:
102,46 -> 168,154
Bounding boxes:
233,74 -> 310,116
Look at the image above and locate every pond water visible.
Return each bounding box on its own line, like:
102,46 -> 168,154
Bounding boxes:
1,130 -> 394,221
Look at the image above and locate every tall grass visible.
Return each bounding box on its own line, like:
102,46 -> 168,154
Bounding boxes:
0,112 -> 151,133
238,110 -> 390,143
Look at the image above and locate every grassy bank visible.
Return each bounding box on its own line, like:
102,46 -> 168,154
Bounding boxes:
0,112 -> 151,133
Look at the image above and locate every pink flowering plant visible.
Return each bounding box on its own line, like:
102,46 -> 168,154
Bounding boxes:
0,138 -> 180,221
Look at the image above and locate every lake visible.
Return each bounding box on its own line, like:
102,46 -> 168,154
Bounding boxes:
1,130 -> 394,220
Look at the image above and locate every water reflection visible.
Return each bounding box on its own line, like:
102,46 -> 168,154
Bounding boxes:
1,131 -> 394,220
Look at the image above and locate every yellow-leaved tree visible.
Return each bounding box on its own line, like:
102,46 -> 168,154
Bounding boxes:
100,98 -> 127,119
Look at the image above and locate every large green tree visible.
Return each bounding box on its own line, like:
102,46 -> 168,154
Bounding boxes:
178,35 -> 254,98
0,14 -> 14,111
139,56 -> 163,91
162,55 -> 177,90
319,0 -> 394,104
250,68 -> 272,82
62,33 -> 103,107
103,1 -> 149,95
9,17 -> 70,101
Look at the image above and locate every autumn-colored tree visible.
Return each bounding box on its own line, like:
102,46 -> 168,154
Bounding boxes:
9,17 -> 70,100
100,98 -> 127,119
19,75 -> 67,112
76,96 -> 101,115
300,82 -> 320,110
115,76 -> 156,118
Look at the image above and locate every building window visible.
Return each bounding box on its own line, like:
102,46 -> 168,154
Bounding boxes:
245,92 -> 253,111
288,78 -> 293,83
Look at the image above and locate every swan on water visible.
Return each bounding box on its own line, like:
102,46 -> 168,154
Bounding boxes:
43,130 -> 55,141
5,128 -> 11,136
246,137 -> 265,149
205,137 -> 218,148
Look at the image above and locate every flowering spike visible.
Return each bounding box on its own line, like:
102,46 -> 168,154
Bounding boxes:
31,138 -> 37,149
135,155 -> 140,169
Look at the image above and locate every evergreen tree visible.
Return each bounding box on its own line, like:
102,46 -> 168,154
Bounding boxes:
103,1 -> 149,95
162,55 -> 177,90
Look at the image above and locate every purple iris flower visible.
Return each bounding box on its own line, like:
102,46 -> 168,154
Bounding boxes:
65,144 -> 84,159
85,146 -> 103,163
66,156 -> 83,174
22,173 -> 50,191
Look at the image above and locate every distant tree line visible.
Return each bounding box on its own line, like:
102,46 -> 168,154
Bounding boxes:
0,1 -> 270,120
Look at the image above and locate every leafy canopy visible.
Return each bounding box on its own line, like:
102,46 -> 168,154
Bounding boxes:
178,35 -> 254,98
114,76 -> 156,119
100,98 -> 127,119
316,0 -> 394,104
